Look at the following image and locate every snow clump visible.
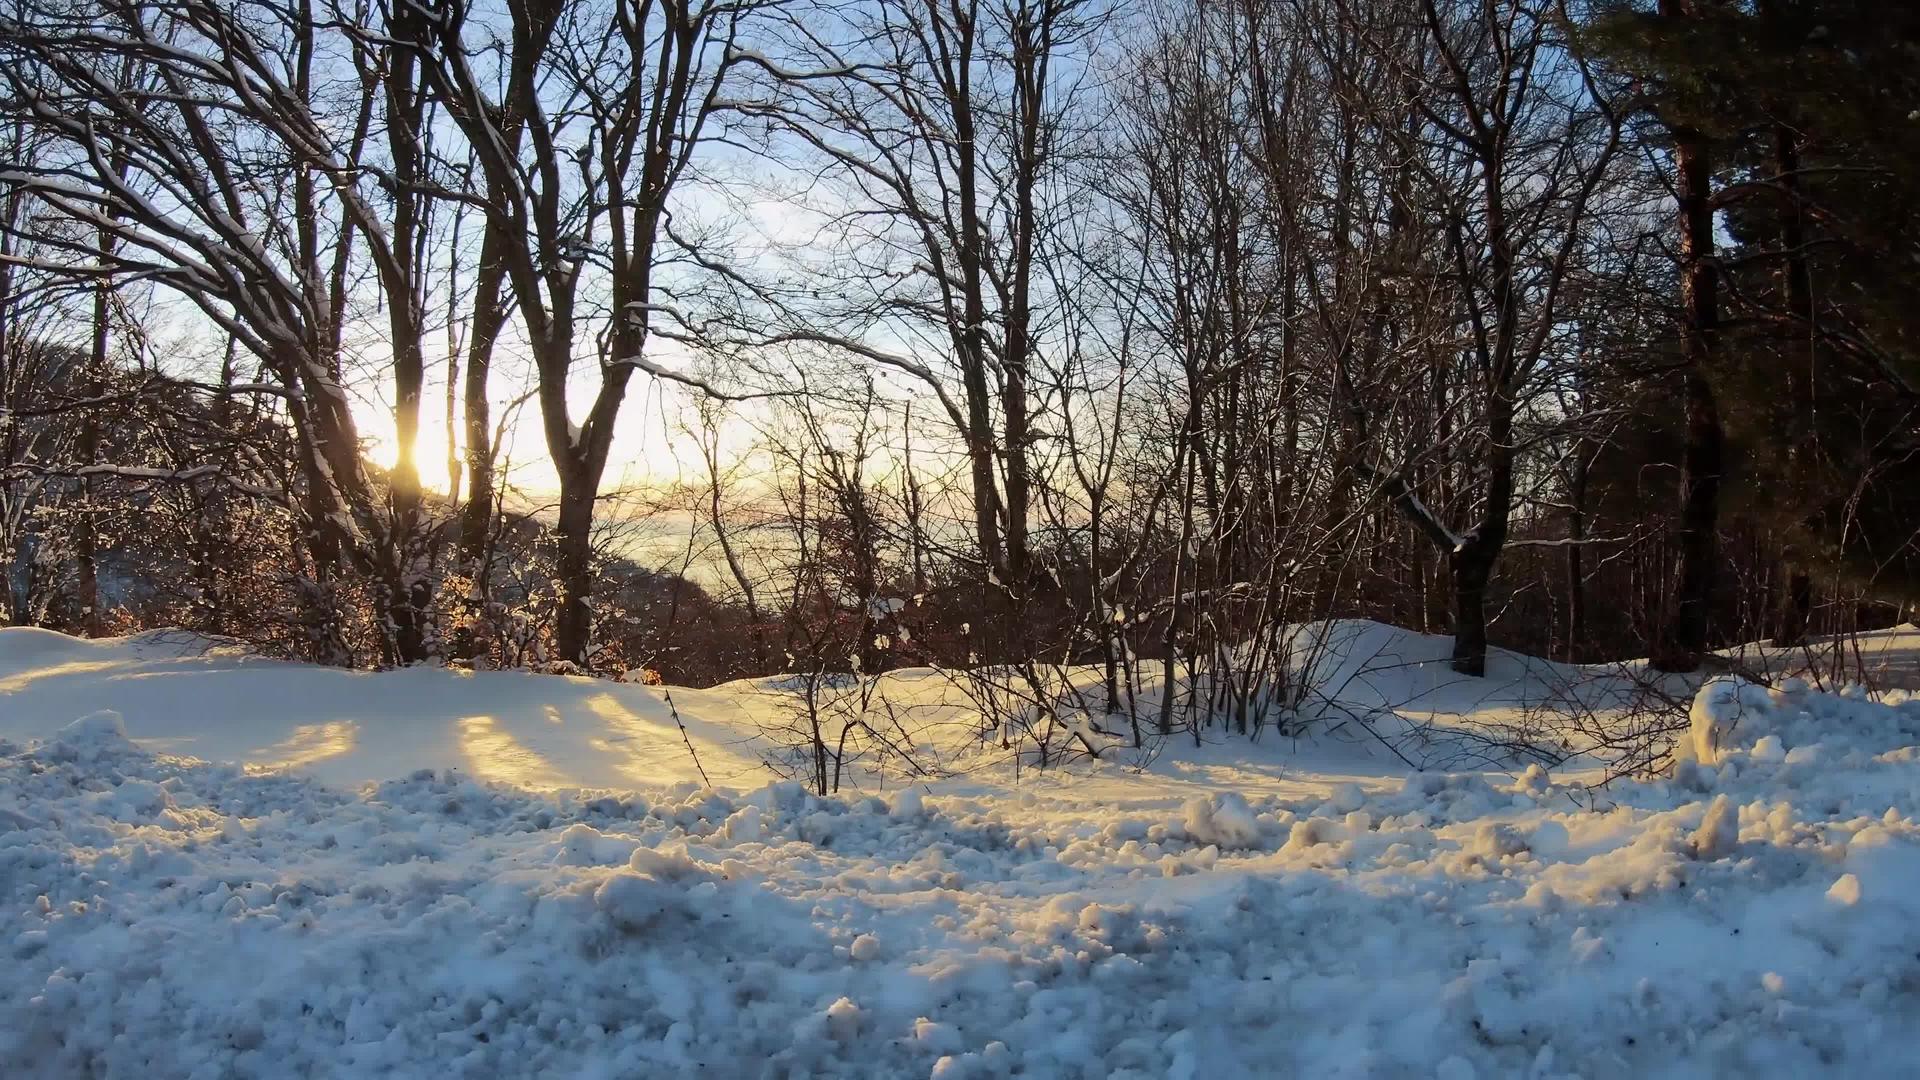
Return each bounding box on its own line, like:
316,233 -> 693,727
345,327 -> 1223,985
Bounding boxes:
1181,791 -> 1262,849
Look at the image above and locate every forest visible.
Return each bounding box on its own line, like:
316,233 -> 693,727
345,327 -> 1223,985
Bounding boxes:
3,0 -> 1918,732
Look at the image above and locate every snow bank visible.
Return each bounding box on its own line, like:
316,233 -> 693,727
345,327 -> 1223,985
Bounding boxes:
0,627 -> 774,790
6,631 -> 1920,1076
1681,673 -> 1920,766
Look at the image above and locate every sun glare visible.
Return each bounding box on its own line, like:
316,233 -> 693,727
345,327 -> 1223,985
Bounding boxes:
364,414 -> 457,493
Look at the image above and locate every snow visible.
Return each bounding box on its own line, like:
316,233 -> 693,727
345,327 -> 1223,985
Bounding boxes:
1689,794 -> 1738,860
1827,873 -> 1863,907
5,623 -> 1920,1076
0,627 -> 772,789
824,996 -> 864,1041
890,787 -> 925,819
59,708 -> 129,749
1180,791 -> 1261,849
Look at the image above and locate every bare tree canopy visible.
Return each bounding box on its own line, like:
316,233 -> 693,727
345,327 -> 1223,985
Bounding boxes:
1,0 -> 1917,730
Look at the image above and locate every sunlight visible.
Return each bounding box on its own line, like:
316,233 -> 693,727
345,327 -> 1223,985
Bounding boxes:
363,414 -> 456,495
456,714 -> 568,788
247,721 -> 357,771
0,659 -> 128,693
582,692 -> 668,786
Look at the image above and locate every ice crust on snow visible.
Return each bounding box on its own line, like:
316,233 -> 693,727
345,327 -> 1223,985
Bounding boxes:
5,629 -> 1920,1076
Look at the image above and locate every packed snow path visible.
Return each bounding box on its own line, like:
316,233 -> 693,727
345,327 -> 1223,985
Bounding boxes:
5,632 -> 1920,1077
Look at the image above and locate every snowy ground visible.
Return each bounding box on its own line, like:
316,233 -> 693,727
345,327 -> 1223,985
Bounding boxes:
4,626 -> 1920,1078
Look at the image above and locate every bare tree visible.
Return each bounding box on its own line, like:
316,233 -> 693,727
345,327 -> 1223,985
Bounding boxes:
0,0 -> 449,663
402,0 -> 769,665
714,0 -> 1098,625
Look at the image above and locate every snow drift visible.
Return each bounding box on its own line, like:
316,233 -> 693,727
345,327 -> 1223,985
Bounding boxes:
5,627 -> 1920,1077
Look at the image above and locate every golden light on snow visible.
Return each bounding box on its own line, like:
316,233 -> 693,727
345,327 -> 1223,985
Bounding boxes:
248,721 -> 357,771
582,692 -> 673,787
0,659 -> 126,694
457,714 -> 569,788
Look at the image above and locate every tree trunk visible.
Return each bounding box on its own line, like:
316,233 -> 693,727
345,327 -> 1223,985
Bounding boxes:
75,263 -> 106,637
1565,502 -> 1587,662
459,223 -> 509,568
1765,121 -> 1817,656
1448,390 -> 1516,676
1565,418 -> 1591,661
1449,549 -> 1493,678
379,24 -> 434,666
1160,450 -> 1197,736
74,137 -> 130,637
1774,122 -> 1815,444
553,480 -> 595,667
945,7 -> 1005,591
1653,108 -> 1723,672
1772,569 -> 1813,648
1002,361 -> 1030,591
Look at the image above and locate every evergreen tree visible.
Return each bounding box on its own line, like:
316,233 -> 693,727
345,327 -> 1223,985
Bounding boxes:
1588,0 -> 1920,661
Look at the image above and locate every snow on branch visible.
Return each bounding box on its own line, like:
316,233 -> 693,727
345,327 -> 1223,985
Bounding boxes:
609,353 -> 781,403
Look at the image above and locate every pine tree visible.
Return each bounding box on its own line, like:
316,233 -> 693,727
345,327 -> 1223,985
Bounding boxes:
1588,0 -> 1920,663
